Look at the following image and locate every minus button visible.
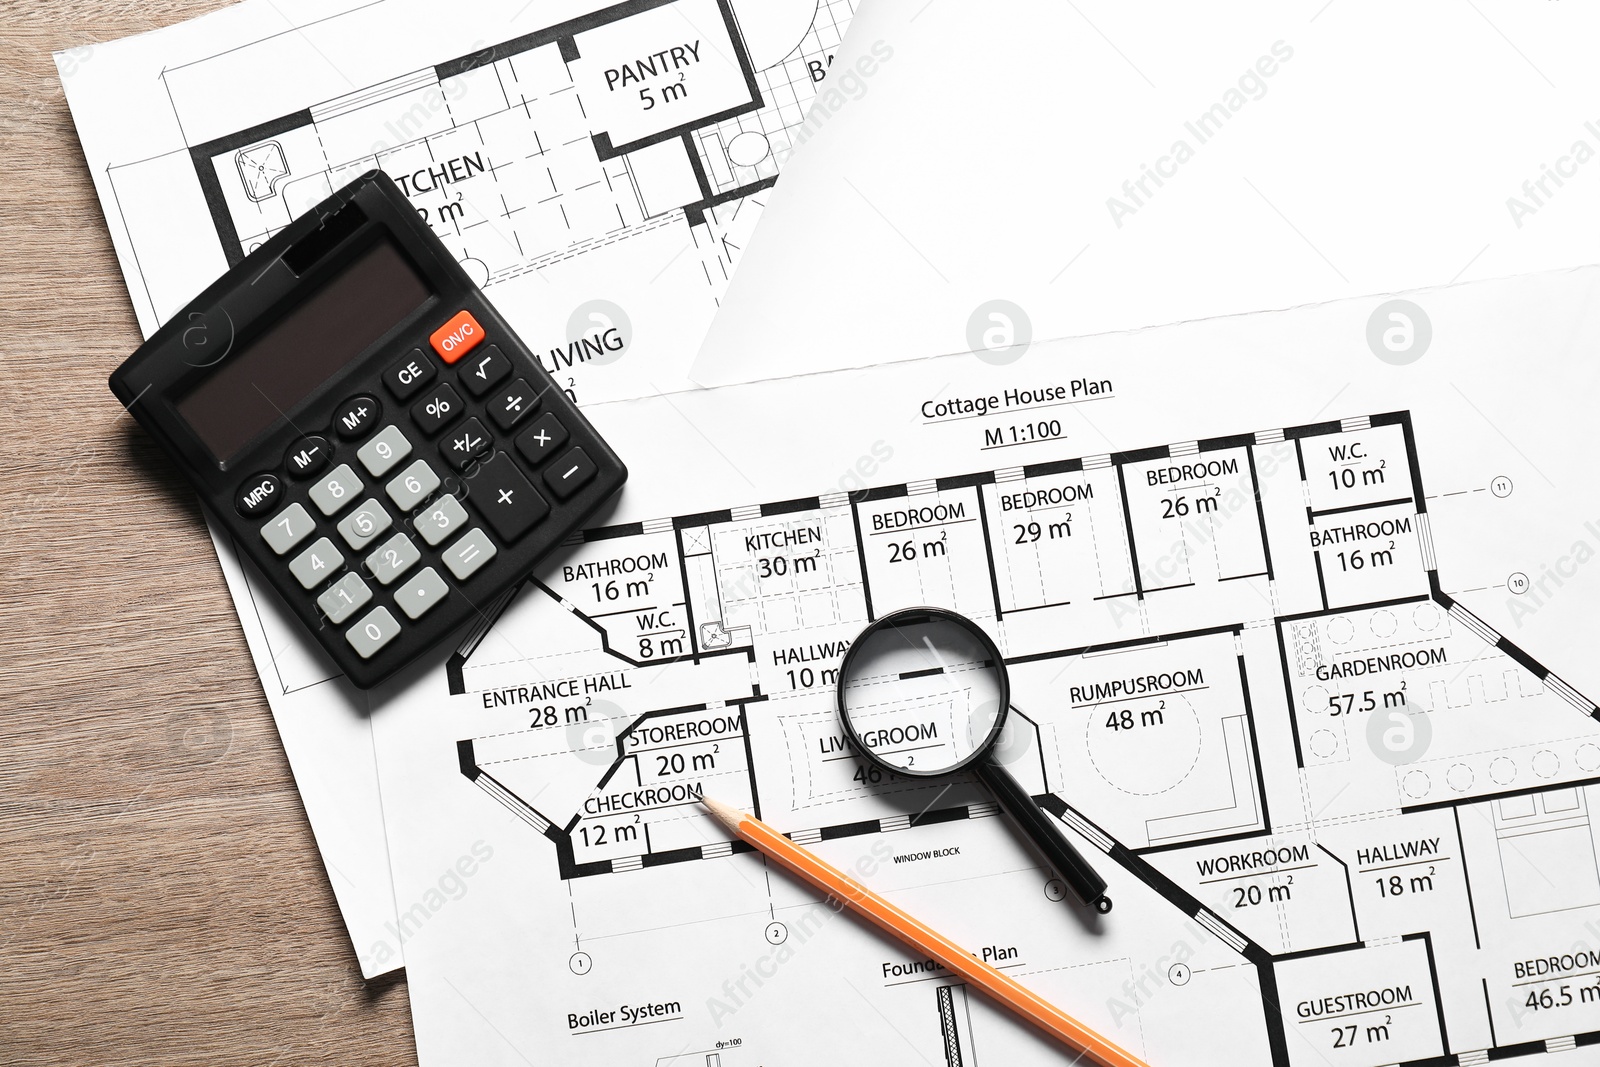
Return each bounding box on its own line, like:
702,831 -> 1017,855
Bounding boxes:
543,447 -> 596,499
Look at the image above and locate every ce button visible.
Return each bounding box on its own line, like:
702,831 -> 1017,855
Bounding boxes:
383,348 -> 437,401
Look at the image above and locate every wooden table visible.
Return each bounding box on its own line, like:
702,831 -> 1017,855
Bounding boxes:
0,5 -> 415,1063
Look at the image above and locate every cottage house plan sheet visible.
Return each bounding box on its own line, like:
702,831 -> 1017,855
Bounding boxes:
373,267 -> 1600,1065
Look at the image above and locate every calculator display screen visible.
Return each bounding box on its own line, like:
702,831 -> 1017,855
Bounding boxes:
177,239 -> 431,462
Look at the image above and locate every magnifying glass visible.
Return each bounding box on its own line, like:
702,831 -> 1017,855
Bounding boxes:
836,606 -> 1112,914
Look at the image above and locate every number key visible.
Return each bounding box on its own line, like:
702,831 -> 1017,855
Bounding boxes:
366,532 -> 421,585
336,498 -> 392,550
386,459 -> 440,511
317,572 -> 372,625
308,463 -> 363,516
414,494 -> 468,546
261,502 -> 314,555
289,537 -> 345,589
358,424 -> 413,477
346,606 -> 401,659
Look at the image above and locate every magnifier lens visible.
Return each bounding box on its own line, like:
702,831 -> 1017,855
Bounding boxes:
838,615 -> 1006,775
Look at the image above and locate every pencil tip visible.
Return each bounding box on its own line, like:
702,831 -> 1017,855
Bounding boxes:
699,794 -> 746,834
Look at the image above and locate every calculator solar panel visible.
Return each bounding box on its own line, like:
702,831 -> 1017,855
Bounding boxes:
110,172 -> 628,689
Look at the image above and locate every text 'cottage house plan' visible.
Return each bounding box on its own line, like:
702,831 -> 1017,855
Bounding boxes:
455,410 -> 1600,1066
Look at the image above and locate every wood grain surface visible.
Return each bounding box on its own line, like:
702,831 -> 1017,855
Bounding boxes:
0,5 -> 417,1063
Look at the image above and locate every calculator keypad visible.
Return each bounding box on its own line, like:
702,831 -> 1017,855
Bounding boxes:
414,494 -> 468,546
395,566 -> 449,620
261,502 -> 315,555
412,383 -> 464,435
488,378 -> 540,431
457,345 -> 511,396
544,447 -> 597,499
471,452 -> 548,541
333,395 -> 381,440
289,537 -> 345,589
430,309 -> 485,363
337,499 -> 391,550
384,349 -> 435,400
358,424 -> 412,477
318,572 -> 372,624
229,298 -> 622,688
515,413 -> 567,463
443,527 -> 497,580
441,417 -> 493,471
385,459 -> 440,512
308,464 -> 363,516
347,606 -> 401,658
236,473 -> 282,518
285,435 -> 332,478
366,532 -> 420,585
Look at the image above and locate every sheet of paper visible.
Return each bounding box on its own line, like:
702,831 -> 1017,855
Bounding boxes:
694,0 -> 1600,387
376,267 -> 1600,1063
58,0 -> 857,976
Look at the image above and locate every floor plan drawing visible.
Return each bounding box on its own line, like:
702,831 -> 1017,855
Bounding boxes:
80,0 -> 854,404
183,0 -> 846,307
448,409 -> 1600,1066
60,0 -> 858,972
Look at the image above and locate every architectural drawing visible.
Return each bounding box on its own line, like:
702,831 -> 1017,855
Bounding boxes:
62,0 -> 858,976
452,411 -> 1600,1065
97,0 -> 853,399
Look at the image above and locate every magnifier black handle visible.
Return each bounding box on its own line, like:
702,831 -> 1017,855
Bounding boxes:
975,760 -> 1111,914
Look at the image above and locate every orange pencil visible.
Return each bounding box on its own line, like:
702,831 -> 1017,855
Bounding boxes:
701,796 -> 1151,1067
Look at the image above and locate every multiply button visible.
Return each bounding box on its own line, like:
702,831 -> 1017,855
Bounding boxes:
514,413 -> 567,465
469,451 -> 548,541
430,309 -> 485,364
384,349 -> 435,400
284,435 -> 331,479
458,344 -> 511,397
236,472 -> 281,518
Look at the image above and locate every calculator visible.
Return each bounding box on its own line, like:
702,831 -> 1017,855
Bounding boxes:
110,171 -> 628,689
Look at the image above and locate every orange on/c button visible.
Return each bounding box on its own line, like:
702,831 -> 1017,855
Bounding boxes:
430,310 -> 485,364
